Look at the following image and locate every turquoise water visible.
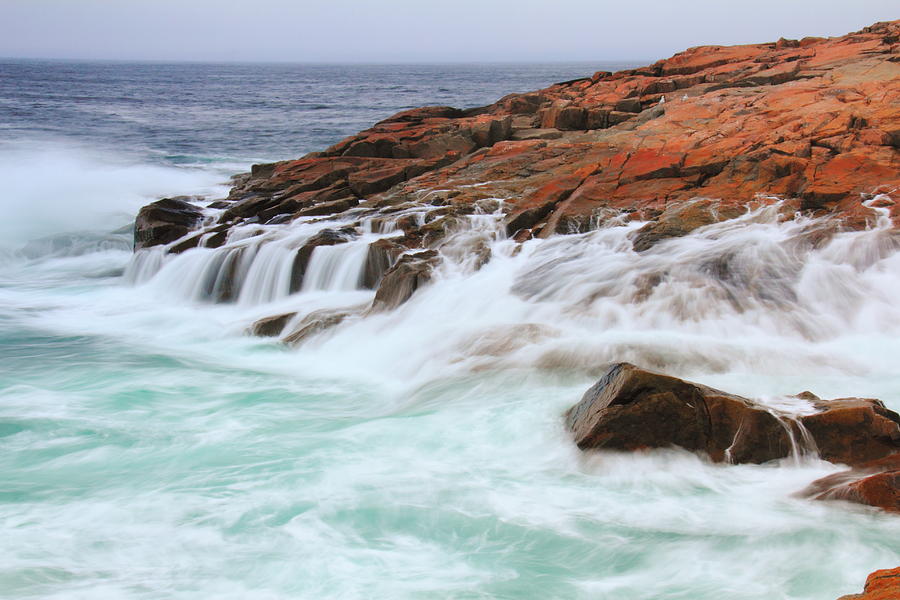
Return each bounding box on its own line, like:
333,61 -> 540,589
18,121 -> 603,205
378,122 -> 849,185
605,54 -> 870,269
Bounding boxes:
4,207 -> 900,599
2,61 -> 900,599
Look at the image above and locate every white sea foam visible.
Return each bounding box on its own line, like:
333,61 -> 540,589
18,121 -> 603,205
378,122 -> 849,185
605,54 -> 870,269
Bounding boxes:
0,140 -> 230,249
3,177 -> 900,599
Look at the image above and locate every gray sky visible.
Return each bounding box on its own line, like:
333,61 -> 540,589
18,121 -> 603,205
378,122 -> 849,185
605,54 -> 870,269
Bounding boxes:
1,0 -> 897,63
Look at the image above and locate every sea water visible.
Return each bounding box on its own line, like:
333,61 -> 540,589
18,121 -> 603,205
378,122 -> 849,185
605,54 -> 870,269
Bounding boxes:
2,60 -> 899,599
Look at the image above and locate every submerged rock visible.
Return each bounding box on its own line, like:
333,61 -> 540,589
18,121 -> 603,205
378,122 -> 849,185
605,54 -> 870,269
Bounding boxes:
248,312 -> 296,337
629,198 -> 746,251
803,454 -> 900,514
565,363 -> 900,466
282,308 -> 352,345
371,250 -> 439,311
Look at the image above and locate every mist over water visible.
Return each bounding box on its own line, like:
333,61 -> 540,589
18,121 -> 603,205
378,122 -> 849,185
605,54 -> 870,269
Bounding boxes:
2,60 -> 899,599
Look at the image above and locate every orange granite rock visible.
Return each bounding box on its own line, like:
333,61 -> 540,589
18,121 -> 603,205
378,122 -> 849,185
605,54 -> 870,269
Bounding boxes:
805,454 -> 900,514
142,20 -> 900,255
838,567 -> 900,600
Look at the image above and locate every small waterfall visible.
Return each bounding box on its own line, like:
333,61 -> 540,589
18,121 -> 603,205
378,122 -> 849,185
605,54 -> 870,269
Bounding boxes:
237,240 -> 303,305
126,212 -> 406,305
793,417 -> 820,459
723,420 -> 746,465
125,246 -> 167,284
302,242 -> 372,292
204,246 -> 253,302
435,202 -> 506,273
150,245 -> 259,302
766,410 -> 820,465
362,215 -> 401,235
120,194 -> 900,385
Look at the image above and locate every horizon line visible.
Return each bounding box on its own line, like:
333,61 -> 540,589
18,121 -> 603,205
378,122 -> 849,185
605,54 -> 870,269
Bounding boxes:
0,55 -> 653,67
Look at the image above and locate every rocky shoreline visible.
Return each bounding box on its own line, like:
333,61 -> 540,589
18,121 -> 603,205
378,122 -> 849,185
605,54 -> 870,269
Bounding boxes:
136,20 -> 900,331
133,20 -> 900,598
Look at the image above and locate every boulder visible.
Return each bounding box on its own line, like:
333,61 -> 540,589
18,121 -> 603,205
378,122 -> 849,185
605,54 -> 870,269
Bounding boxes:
566,363 -> 794,463
134,197 -> 204,250
565,363 -> 900,466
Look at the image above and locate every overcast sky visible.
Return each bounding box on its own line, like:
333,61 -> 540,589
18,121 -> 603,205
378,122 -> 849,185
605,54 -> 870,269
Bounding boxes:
1,0 -> 897,63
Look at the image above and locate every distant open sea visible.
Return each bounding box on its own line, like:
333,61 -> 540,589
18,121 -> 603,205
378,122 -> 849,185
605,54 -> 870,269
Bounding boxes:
0,60 -> 626,162
1,59 -> 899,600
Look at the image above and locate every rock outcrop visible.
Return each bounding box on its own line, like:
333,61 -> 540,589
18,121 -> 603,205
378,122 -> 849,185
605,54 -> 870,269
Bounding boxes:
132,21 -> 900,337
838,567 -> 900,600
565,363 -> 900,467
136,21 -> 900,260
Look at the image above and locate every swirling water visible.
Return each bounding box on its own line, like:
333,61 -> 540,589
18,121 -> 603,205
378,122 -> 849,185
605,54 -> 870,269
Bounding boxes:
2,60 -> 899,599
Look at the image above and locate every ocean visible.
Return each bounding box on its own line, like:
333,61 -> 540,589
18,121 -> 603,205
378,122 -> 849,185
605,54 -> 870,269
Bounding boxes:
1,59 -> 899,599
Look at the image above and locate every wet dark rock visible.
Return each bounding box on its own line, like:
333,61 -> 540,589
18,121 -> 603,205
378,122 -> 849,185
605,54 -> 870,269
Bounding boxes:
219,194 -> 278,224
361,238 -> 404,289
294,196 -> 359,218
379,106 -> 466,123
204,224 -> 231,249
282,309 -> 350,345
504,176 -> 585,237
248,312 -> 296,337
207,200 -> 233,209
566,363 -> 791,463
371,250 -> 439,311
566,363 -> 900,466
167,223 -> 236,254
134,197 -> 204,250
419,215 -> 462,246
470,240 -> 493,271
168,232 -> 203,254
